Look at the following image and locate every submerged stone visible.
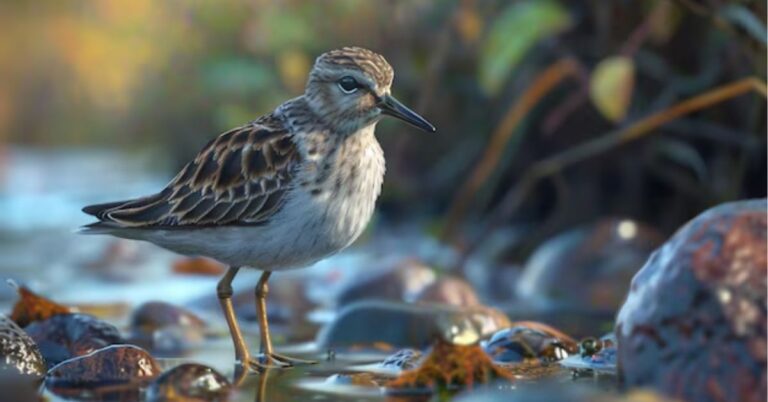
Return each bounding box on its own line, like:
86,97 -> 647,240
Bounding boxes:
24,313 -> 123,368
129,301 -> 206,356
146,363 -> 230,402
616,199 -> 767,402
0,314 -> 45,377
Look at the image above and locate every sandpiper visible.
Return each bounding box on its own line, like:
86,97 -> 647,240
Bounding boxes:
81,47 -> 435,371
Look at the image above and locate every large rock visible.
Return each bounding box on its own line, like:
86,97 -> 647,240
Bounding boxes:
517,218 -> 663,312
616,199 -> 766,402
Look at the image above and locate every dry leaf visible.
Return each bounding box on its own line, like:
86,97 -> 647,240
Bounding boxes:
10,285 -> 72,327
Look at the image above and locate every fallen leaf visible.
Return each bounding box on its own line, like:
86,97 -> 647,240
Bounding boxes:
10,285 -> 72,327
589,56 -> 635,122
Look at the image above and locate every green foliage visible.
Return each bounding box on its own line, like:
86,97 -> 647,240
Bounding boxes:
479,1 -> 571,95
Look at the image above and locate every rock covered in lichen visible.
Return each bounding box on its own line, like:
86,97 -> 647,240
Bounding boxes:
0,314 -> 45,377
616,199 -> 767,402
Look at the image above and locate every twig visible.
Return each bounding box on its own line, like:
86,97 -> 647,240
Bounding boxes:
441,58 -> 581,241
468,77 -> 767,255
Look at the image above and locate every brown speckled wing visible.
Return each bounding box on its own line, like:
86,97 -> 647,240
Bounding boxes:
86,114 -> 299,228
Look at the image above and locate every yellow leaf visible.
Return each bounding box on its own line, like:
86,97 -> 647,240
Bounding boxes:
590,56 -> 635,122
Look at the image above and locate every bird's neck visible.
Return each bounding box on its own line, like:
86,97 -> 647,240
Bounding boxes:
277,95 -> 377,138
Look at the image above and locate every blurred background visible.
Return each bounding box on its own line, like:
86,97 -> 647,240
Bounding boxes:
0,0 -> 765,371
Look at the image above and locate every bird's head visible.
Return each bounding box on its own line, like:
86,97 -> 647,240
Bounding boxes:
305,47 -> 435,135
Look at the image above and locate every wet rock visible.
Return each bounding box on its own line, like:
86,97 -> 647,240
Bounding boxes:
516,218 -> 663,311
452,385 -> 677,402
24,313 -> 123,368
146,363 -> 230,402
379,349 -> 423,371
482,325 -> 573,364
387,338 -> 514,394
559,333 -> 617,375
325,373 -> 381,387
317,300 -> 510,349
336,258 -> 436,305
129,301 -> 206,356
616,199 -> 767,402
45,345 -> 160,398
414,276 -> 480,307
172,257 -> 226,276
10,285 -> 71,328
0,314 -> 45,377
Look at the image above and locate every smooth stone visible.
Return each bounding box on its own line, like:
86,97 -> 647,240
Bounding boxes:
516,218 -> 663,311
414,276 -> 480,307
24,313 -> 123,368
336,258 -> 436,306
616,199 -> 767,402
317,300 -> 510,349
146,363 -> 230,402
129,301 -> 206,356
0,314 -> 45,377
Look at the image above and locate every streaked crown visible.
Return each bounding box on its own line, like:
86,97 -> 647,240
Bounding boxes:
310,47 -> 394,90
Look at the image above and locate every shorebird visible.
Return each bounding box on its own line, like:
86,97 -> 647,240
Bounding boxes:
81,47 -> 435,371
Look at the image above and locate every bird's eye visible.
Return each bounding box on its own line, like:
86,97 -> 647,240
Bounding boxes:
338,76 -> 359,94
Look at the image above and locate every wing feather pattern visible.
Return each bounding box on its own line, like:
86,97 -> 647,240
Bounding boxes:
82,114 -> 299,228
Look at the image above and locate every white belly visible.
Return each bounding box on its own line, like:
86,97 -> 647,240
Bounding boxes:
137,131 -> 386,271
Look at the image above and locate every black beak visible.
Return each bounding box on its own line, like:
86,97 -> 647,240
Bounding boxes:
378,95 -> 436,133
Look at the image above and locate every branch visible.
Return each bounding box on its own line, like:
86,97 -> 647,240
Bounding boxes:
468,77 -> 766,254
441,58 -> 581,241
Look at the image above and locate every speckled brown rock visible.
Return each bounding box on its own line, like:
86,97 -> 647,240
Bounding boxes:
129,301 -> 206,355
616,199 -> 767,402
415,276 -> 480,307
517,218 -> 663,311
146,363 -> 230,402
25,313 -> 123,368
0,314 -> 45,377
45,344 -> 160,388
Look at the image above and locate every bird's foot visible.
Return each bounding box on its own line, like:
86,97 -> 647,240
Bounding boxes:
248,352 -> 317,371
